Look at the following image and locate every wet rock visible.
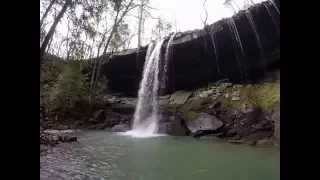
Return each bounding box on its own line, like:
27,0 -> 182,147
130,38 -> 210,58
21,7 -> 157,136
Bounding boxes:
168,116 -> 189,136
169,91 -> 193,105
52,134 -> 59,142
271,111 -> 280,141
199,89 -> 215,98
193,130 -> 209,137
111,124 -> 130,132
112,106 -> 135,114
64,136 -> 77,142
158,123 -> 170,134
252,120 -> 272,130
256,139 -> 274,147
75,120 -> 82,128
241,108 -> 263,124
88,118 -> 99,124
186,112 -> 223,134
95,123 -> 108,130
215,79 -> 230,85
244,131 -> 274,141
231,97 -> 240,101
158,113 -> 189,136
91,109 -> 105,121
56,124 -> 69,130
226,128 -> 237,137
227,139 -> 244,144
233,84 -> 244,88
40,120 -> 47,129
213,101 -> 221,109
223,82 -> 233,87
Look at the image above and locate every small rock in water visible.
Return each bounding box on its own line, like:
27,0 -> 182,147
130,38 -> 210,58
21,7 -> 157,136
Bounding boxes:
227,139 -> 244,144
225,93 -> 229,99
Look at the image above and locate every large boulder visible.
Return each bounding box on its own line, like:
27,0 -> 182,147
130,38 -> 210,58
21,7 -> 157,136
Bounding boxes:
186,112 -> 224,134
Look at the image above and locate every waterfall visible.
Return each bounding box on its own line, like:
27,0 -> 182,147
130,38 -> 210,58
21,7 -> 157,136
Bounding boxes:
245,10 -> 266,67
126,40 -> 166,138
263,3 -> 280,35
228,18 -> 246,60
269,0 -> 280,14
228,18 -> 245,80
210,26 -> 220,75
161,33 -> 176,89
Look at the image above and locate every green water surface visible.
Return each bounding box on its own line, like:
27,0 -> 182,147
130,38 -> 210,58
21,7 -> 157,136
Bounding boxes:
40,131 -> 280,180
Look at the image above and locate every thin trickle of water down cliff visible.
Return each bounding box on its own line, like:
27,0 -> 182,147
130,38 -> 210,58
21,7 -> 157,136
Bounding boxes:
126,34 -> 176,137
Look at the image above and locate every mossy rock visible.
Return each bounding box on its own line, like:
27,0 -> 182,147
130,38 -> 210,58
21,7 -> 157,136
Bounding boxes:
183,110 -> 198,121
219,82 -> 280,112
168,91 -> 193,105
182,97 -> 211,112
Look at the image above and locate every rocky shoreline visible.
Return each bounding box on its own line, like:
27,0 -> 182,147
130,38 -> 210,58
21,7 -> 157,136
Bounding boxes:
40,70 -> 280,149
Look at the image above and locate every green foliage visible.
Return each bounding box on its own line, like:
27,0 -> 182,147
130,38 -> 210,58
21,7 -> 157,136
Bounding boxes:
48,60 -> 90,109
41,58 -> 109,111
109,22 -> 131,51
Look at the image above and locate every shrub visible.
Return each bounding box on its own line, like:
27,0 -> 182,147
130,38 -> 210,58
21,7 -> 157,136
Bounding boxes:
40,57 -> 108,112
48,60 -> 90,109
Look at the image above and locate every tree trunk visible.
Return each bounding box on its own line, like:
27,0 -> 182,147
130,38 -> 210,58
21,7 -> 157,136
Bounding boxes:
40,0 -> 72,61
93,0 -> 135,90
66,20 -> 71,60
40,0 -> 56,29
137,0 -> 144,48
90,29 -> 108,90
70,25 -> 82,59
46,31 -> 54,53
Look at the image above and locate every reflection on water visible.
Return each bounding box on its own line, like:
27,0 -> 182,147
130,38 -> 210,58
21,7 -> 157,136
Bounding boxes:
40,131 -> 280,180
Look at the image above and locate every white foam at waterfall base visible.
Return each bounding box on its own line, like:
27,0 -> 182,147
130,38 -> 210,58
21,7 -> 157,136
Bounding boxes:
121,115 -> 167,138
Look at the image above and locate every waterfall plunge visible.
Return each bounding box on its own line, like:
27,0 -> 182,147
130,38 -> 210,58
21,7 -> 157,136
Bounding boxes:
125,34 -> 176,138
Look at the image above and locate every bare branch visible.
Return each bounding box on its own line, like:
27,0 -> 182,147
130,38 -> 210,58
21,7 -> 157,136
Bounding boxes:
144,5 -> 158,11
144,9 -> 160,19
200,0 -> 208,26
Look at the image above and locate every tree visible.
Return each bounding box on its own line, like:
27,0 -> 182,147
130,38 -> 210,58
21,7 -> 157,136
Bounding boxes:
92,0 -> 138,90
223,0 -> 241,13
137,0 -> 150,48
40,0 -> 72,61
109,23 -> 131,52
151,18 -> 173,41
200,0 -> 208,26
40,0 -> 57,29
